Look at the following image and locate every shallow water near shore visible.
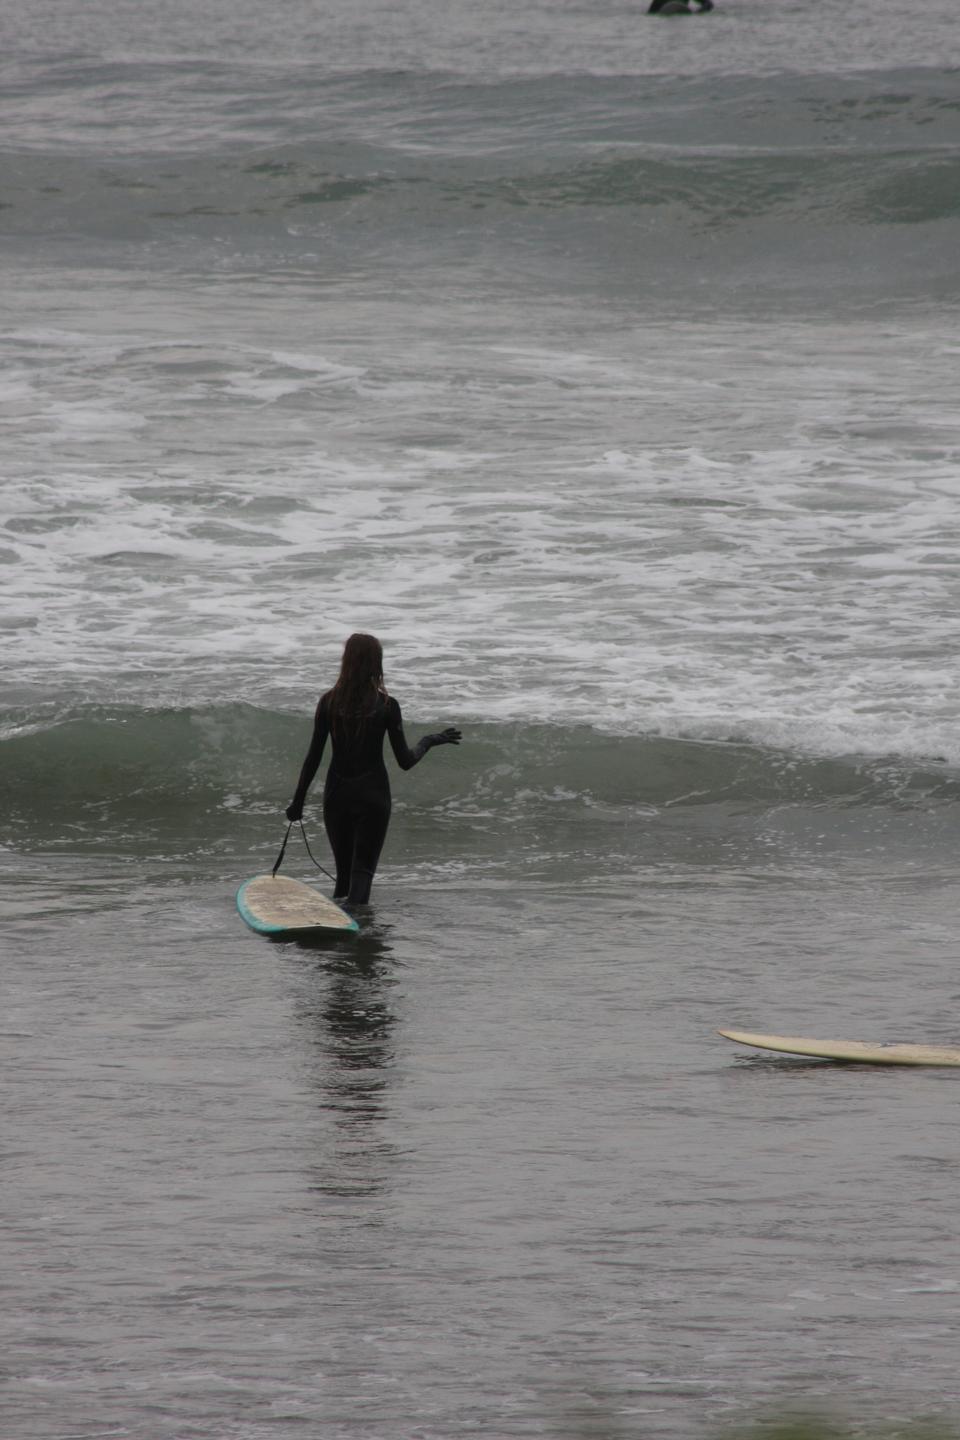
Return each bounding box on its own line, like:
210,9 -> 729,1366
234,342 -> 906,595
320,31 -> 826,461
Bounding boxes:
5,804 -> 960,1437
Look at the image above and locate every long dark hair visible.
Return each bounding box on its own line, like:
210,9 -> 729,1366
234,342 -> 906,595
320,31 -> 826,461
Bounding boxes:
327,633 -> 386,733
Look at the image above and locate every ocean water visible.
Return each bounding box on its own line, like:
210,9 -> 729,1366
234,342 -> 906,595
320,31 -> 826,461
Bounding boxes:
3,1 -> 960,1436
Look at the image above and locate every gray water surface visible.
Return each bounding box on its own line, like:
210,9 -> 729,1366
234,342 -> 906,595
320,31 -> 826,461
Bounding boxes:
5,847 -> 960,1439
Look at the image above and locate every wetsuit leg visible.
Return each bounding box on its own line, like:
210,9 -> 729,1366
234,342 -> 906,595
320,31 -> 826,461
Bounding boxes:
346,780 -> 391,905
323,774 -> 355,899
324,770 -> 392,905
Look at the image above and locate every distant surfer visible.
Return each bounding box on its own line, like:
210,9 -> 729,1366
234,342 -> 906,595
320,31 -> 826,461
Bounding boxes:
285,633 -> 461,907
648,0 -> 713,12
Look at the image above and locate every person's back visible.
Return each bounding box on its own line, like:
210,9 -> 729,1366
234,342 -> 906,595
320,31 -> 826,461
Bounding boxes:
321,690 -> 392,778
285,634 -> 461,905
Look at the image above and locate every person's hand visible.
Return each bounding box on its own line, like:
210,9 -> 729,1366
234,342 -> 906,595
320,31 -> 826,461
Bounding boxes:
428,727 -> 462,747
285,800 -> 303,822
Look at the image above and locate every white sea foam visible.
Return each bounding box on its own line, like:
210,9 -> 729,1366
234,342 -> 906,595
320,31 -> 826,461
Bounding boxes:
3,292 -> 960,766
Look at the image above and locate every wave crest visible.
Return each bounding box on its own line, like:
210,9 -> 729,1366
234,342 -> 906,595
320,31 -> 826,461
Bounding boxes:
2,704 -> 956,855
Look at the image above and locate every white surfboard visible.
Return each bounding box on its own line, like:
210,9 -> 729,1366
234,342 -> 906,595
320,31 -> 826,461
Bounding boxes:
237,874 -> 359,935
718,1028 -> 960,1067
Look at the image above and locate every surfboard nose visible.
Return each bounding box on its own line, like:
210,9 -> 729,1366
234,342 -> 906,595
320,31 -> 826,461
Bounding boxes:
237,874 -> 359,934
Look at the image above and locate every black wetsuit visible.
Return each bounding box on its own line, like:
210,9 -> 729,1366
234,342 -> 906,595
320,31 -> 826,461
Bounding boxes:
287,692 -> 436,906
648,0 -> 713,12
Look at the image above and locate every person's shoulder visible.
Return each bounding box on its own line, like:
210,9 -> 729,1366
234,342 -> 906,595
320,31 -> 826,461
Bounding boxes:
384,693 -> 402,719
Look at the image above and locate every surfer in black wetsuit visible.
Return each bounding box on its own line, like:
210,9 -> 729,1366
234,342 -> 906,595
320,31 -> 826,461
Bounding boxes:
648,0 -> 713,12
285,632 -> 461,907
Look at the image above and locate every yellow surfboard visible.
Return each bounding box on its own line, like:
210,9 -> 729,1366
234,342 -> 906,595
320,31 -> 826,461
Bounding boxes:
237,874 -> 359,935
718,1028 -> 960,1067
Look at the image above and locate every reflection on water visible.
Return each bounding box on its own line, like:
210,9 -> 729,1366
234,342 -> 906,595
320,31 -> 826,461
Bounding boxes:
289,923 -> 401,1199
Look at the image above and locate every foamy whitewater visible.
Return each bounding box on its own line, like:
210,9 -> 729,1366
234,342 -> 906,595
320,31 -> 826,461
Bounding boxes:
4,2 -> 960,1438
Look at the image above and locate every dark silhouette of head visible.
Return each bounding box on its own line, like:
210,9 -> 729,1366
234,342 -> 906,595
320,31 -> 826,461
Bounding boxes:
329,633 -> 386,728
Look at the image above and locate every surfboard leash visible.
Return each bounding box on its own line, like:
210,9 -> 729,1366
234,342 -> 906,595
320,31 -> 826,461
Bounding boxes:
271,824 -> 293,876
297,820 -> 337,884
271,821 -> 337,886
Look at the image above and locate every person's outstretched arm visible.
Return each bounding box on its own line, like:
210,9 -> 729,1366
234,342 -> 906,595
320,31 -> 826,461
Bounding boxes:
386,696 -> 461,771
285,699 -> 330,820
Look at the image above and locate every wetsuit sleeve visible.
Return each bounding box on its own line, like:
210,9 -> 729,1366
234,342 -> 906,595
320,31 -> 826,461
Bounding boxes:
385,697 -> 433,771
286,698 -> 330,818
